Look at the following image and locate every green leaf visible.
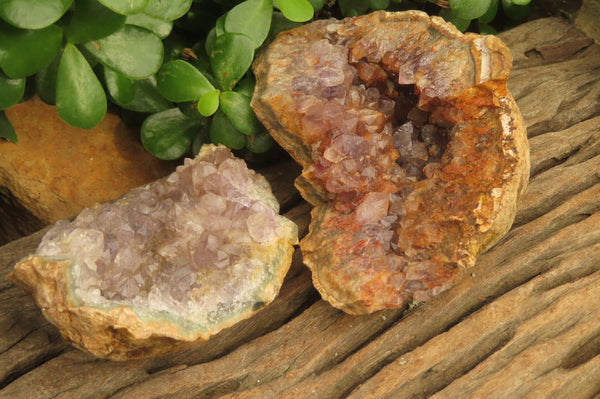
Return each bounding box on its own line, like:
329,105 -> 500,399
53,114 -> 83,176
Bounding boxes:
141,107 -> 200,160
209,109 -> 246,150
56,43 -> 107,129
157,59 -> 215,102
246,129 -> 275,153
220,90 -> 261,135
197,89 -> 220,117
205,27 -> 217,55
478,23 -> 498,35
191,125 -> 210,156
0,111 -> 17,142
224,0 -> 272,48
126,12 -> 172,39
440,7 -> 471,32
119,109 -> 149,129
210,33 -> 254,91
478,0 -> 498,24
269,11 -> 302,38
143,0 -> 192,21
235,74 -> 255,98
338,0 -> 368,17
0,72 -> 25,109
307,0 -> 326,12
64,0 -> 126,43
0,23 -> 62,78
449,0 -> 492,20
215,13 -> 226,36
511,0 -> 530,5
82,25 -> 163,79
21,76 -> 36,103
0,0 -> 72,29
189,42 -> 213,76
103,66 -> 135,104
368,0 -> 389,9
104,67 -> 171,113
77,45 -> 99,68
98,0 -> 148,15
178,101 -> 205,122
120,78 -> 171,113
501,0 -> 534,21
277,0 -> 314,22
163,38 -> 185,62
35,50 -> 61,104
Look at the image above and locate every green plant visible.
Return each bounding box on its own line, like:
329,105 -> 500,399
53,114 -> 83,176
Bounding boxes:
143,0 -> 319,159
0,0 -> 190,136
337,0 -> 535,34
0,0 -> 317,158
0,0 -> 534,159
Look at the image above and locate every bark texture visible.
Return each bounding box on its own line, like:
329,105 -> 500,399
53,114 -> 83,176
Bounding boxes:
0,16 -> 599,398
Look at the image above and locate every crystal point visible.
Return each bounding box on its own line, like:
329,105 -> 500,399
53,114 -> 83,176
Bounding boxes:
252,11 -> 529,314
9,144 -> 298,359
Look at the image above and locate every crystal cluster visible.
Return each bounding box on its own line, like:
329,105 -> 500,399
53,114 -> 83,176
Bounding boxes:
298,39 -> 450,212
252,11 -> 530,313
10,144 -> 298,359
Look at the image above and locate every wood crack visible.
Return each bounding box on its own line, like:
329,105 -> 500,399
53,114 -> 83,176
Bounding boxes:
528,116 -> 600,177
560,330 -> 600,369
0,342 -> 65,390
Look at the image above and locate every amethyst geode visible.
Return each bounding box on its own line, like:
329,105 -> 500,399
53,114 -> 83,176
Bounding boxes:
252,11 -> 529,314
9,144 -> 298,360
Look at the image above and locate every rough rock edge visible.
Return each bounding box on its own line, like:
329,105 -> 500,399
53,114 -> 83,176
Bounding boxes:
252,10 -> 530,314
8,146 -> 299,360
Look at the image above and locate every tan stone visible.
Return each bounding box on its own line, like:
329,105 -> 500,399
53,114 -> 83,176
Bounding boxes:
1,96 -> 174,226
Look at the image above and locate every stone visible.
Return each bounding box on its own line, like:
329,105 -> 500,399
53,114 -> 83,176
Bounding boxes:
252,11 -> 530,314
8,144 -> 299,360
0,96 -> 173,244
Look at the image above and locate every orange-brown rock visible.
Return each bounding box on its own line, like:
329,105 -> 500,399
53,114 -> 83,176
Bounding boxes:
252,11 -> 530,314
1,96 -> 173,227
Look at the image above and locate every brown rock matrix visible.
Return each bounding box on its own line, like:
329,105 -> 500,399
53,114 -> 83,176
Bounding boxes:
252,11 -> 530,314
1,96 -> 173,227
8,144 -> 298,360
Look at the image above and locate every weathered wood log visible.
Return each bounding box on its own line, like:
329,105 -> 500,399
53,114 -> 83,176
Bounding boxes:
0,188 -> 45,246
1,16 -> 599,398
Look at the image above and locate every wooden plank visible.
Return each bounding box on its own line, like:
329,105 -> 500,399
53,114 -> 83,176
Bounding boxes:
0,16 -> 599,398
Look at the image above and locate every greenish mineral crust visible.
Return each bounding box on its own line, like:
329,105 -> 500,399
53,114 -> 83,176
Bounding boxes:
9,144 -> 298,360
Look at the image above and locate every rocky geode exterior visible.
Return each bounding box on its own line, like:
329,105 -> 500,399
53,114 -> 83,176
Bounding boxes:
252,11 -> 530,314
9,145 -> 298,360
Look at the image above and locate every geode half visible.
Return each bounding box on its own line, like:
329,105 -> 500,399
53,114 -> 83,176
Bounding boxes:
251,11 -> 529,314
9,144 -> 298,360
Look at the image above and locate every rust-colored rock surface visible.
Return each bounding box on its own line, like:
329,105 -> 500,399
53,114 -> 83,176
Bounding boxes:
252,11 -> 530,314
8,145 -> 298,360
1,96 -> 173,225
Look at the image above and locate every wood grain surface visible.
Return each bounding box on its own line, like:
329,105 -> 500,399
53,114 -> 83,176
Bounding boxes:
1,16 -> 599,398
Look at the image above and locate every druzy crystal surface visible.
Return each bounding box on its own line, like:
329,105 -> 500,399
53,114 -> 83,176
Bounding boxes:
252,11 -> 529,314
11,144 -> 298,359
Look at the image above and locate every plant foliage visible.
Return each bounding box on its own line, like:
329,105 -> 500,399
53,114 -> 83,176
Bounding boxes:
0,0 -> 534,153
